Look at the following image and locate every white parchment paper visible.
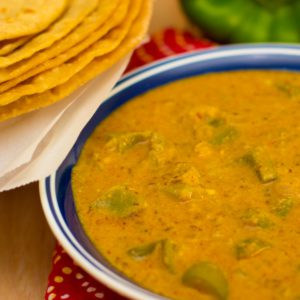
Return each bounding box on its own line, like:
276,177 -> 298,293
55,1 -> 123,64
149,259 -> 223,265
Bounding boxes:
0,56 -> 129,191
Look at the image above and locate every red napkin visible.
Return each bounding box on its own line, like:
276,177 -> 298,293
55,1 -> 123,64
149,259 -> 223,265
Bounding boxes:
45,28 -> 214,300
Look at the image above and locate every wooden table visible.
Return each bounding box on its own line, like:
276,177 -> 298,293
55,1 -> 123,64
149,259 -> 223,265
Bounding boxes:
0,183 -> 55,300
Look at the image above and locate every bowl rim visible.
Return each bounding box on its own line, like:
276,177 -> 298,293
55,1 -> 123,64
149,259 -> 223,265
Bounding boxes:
40,43 -> 300,300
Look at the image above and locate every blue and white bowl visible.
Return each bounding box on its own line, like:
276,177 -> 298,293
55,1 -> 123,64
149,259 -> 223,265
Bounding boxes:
40,45 -> 300,300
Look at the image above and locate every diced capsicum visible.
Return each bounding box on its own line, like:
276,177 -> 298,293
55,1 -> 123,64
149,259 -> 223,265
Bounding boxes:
265,185 -> 296,217
127,241 -> 158,259
128,239 -> 177,273
163,184 -> 195,201
242,147 -> 278,183
182,261 -> 229,300
235,238 -> 271,259
210,126 -> 238,145
105,131 -> 152,153
90,185 -> 144,217
181,0 -> 300,43
240,208 -> 273,228
271,196 -> 294,217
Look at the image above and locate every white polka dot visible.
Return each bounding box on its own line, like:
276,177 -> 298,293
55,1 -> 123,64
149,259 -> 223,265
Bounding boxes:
54,276 -> 64,283
47,286 -> 54,293
62,267 -> 72,275
81,281 -> 89,287
60,294 -> 70,299
95,293 -> 104,299
48,293 -> 56,300
76,273 -> 84,279
87,287 -> 96,293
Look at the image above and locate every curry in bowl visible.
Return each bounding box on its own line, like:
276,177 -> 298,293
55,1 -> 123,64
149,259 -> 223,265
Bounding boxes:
72,70 -> 300,300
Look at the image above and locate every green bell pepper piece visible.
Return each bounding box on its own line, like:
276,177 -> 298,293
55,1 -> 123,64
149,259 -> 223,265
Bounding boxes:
128,241 -> 159,259
90,185 -> 144,217
210,126 -> 238,145
181,0 -> 300,43
235,238 -> 271,259
128,239 -> 177,273
271,196 -> 294,217
265,186 -> 296,217
182,261 -> 229,300
105,131 -> 152,153
163,184 -> 195,201
242,147 -> 278,183
240,208 -> 273,228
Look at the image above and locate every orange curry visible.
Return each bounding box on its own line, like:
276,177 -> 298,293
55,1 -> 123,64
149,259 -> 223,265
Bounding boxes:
72,70 -> 300,300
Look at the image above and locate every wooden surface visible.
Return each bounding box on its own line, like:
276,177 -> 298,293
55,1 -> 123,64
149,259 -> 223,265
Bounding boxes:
0,182 -> 55,300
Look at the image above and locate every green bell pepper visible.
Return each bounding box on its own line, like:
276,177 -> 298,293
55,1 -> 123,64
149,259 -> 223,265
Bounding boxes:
181,0 -> 300,43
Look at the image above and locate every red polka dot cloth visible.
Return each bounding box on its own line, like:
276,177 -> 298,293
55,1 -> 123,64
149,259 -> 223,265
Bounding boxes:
45,28 -> 214,300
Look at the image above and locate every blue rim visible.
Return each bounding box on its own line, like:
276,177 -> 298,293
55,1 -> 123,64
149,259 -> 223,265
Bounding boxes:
40,44 -> 300,300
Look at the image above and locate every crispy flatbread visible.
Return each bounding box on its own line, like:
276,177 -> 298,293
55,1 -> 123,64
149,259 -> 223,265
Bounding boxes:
0,0 -> 125,93
0,0 -> 119,81
0,0 -> 152,121
0,0 -> 99,68
0,0 -> 135,105
0,36 -> 32,56
0,0 -> 68,40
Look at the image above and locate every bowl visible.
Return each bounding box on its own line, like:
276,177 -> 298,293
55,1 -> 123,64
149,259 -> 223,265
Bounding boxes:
39,44 -> 300,300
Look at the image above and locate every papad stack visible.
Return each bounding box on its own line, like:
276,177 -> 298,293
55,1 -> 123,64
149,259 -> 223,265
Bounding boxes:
0,0 -> 152,121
